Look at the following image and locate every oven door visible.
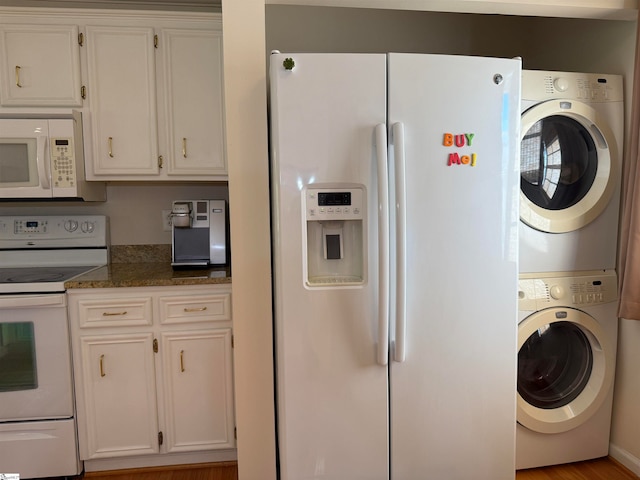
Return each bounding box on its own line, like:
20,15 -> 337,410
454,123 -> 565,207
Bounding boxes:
0,293 -> 74,420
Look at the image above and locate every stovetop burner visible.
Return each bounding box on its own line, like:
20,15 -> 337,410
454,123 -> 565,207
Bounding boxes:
0,266 -> 96,284
0,215 -> 108,294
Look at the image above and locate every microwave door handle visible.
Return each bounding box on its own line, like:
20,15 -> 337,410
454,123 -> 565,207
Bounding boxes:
36,135 -> 51,190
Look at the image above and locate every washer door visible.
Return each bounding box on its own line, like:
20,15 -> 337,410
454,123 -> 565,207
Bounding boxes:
520,100 -> 619,233
517,307 -> 614,434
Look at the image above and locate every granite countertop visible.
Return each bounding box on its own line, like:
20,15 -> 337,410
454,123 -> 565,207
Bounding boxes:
64,244 -> 231,289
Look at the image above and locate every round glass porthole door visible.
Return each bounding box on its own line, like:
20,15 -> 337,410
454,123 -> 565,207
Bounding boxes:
517,308 -> 614,434
520,100 -> 618,233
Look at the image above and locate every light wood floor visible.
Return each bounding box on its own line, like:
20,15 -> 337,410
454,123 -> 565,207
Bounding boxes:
77,457 -> 638,480
81,462 -> 238,480
516,457 -> 638,480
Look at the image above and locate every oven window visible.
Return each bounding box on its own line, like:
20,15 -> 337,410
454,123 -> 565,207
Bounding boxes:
0,322 -> 38,392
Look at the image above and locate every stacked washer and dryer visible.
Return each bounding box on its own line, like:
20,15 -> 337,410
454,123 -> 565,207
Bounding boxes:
516,70 -> 623,469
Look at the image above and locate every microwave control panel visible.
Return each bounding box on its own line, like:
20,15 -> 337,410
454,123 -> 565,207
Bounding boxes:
51,137 -> 76,188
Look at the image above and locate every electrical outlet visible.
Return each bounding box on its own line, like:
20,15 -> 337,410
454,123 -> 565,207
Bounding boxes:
162,210 -> 172,231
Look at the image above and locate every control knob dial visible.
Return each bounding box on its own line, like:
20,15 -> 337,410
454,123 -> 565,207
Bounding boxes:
549,284 -> 564,300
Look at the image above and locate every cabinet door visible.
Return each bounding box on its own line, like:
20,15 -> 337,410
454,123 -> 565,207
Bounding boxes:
79,333 -> 159,459
160,28 -> 226,177
85,25 -> 159,176
161,328 -> 235,452
0,24 -> 82,106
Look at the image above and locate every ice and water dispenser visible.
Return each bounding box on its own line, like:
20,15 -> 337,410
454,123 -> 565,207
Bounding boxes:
303,185 -> 365,286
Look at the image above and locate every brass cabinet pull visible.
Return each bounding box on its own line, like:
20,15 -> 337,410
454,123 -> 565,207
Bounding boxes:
99,354 -> 106,377
182,137 -> 187,158
108,137 -> 114,158
102,310 -> 127,316
183,306 -> 207,313
180,350 -> 185,372
15,65 -> 22,87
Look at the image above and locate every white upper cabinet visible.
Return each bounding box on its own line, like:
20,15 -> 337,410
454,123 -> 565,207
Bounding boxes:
85,25 -> 159,176
83,18 -> 226,181
159,28 -> 226,177
0,10 -> 226,181
0,24 -> 82,107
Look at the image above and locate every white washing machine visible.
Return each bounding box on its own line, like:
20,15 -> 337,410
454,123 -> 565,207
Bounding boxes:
516,271 -> 618,469
519,70 -> 624,274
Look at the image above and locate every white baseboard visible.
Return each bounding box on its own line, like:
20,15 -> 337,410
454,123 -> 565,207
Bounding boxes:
610,443 -> 640,476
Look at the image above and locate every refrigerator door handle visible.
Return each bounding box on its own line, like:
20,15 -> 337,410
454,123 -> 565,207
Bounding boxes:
392,122 -> 407,363
375,123 -> 390,366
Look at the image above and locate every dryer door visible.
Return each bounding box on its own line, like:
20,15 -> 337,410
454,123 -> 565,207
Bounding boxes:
517,307 -> 615,434
520,100 -> 619,233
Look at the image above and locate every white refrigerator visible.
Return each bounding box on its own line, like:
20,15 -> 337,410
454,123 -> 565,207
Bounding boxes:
270,52 -> 520,480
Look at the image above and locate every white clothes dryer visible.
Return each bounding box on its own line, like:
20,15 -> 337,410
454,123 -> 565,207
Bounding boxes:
519,70 -> 623,274
516,271 -> 618,470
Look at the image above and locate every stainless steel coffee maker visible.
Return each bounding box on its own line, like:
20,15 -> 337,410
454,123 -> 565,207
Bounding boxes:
170,199 -> 228,267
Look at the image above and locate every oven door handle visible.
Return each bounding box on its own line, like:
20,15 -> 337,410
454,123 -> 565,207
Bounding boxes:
0,294 -> 65,308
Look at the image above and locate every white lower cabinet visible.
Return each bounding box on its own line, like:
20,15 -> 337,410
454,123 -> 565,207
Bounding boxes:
67,285 -> 235,465
79,333 -> 160,458
161,329 -> 234,453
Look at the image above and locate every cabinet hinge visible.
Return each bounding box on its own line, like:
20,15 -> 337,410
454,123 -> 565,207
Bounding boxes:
78,32 -> 84,46
81,85 -> 86,99
153,338 -> 158,353
154,34 -> 159,49
158,156 -> 163,169
158,431 -> 163,446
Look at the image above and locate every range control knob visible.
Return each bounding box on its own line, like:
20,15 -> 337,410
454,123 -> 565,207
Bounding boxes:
81,221 -> 95,233
549,284 -> 564,300
64,219 -> 78,232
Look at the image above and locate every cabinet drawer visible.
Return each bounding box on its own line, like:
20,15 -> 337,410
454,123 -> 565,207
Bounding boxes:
159,293 -> 231,325
77,297 -> 153,328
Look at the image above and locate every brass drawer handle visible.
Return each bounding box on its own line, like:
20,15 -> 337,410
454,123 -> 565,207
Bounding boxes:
183,306 -> 207,313
102,311 -> 127,316
108,137 -> 114,158
180,350 -> 185,372
99,354 -> 106,377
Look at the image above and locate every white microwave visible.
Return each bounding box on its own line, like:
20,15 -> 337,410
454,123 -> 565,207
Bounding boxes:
0,112 -> 105,200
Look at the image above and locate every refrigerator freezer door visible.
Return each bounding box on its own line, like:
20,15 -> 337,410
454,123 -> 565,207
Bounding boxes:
270,53 -> 389,480
387,53 -> 520,480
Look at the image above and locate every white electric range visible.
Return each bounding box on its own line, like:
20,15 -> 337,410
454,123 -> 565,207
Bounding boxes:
0,215 -> 108,478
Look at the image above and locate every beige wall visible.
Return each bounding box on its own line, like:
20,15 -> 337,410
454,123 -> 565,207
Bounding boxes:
0,183 -> 229,245
222,0 -> 277,479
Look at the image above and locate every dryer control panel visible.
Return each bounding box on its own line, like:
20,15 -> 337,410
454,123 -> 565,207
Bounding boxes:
518,270 -> 617,311
522,69 -> 624,103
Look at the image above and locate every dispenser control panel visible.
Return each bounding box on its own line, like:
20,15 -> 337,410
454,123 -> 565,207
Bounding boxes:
305,186 -> 364,221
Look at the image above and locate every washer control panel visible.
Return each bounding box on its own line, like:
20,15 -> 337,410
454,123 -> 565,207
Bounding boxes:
518,271 -> 617,311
